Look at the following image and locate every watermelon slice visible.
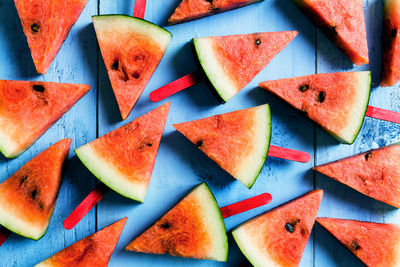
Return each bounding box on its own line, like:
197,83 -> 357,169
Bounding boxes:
193,31 -> 298,102
381,0 -> 400,87
0,80 -> 90,158
173,104 -> 271,188
259,71 -> 371,144
168,0 -> 263,25
126,183 -> 228,262
232,190 -> 323,267
75,103 -> 170,202
314,143 -> 400,208
93,15 -> 172,120
35,217 -> 127,266
14,0 -> 88,74
317,218 -> 400,267
293,0 -> 368,65
0,139 -> 71,240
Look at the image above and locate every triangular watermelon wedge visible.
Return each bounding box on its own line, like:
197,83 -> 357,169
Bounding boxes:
168,0 -> 263,25
314,143 -> 400,208
173,104 -> 271,188
35,217 -> 127,266
259,71 -> 371,144
125,183 -> 228,262
75,102 -> 170,202
14,0 -> 88,74
93,15 -> 172,120
293,0 -> 368,65
232,190 -> 323,267
0,139 -> 71,240
0,80 -> 90,158
381,0 -> 400,87
317,218 -> 400,267
193,31 -> 298,102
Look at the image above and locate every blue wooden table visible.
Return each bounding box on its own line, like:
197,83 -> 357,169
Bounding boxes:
0,0 -> 399,266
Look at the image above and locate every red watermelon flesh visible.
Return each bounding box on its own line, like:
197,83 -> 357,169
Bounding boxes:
0,139 -> 71,240
14,0 -> 88,74
317,218 -> 400,267
232,190 -> 323,267
75,102 -> 170,202
35,217 -> 127,267
293,0 -> 368,65
125,183 -> 228,262
314,143 -> 400,208
193,31 -> 298,102
168,0 -> 263,25
0,80 -> 90,158
381,0 -> 400,87
93,15 -> 172,120
259,71 -> 371,144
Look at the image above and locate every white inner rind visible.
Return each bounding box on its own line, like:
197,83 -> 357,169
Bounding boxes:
193,184 -> 228,262
232,225 -> 279,267
92,15 -> 171,51
0,122 -> 20,158
234,105 -> 271,188
75,145 -> 147,202
335,71 -> 371,143
194,38 -> 239,102
0,202 -> 47,240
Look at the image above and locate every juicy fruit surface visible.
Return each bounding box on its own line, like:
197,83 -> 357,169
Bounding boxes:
194,31 -> 297,102
233,190 -> 323,267
259,71 -> 371,144
35,218 -> 127,267
315,144 -> 400,208
168,0 -> 262,25
93,15 -> 171,120
173,104 -> 271,188
0,80 -> 90,158
0,139 -> 71,240
317,218 -> 400,267
126,183 -> 228,262
14,0 -> 88,74
381,0 -> 400,86
294,0 -> 368,65
75,103 -> 170,202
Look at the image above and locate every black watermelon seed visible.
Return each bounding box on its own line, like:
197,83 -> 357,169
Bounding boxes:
350,240 -> 361,251
19,176 -> 28,186
111,60 -> 119,70
147,143 -> 152,147
299,84 -> 309,92
318,91 -> 326,103
31,189 -> 38,199
255,39 -> 261,46
132,71 -> 140,79
392,29 -> 398,39
161,222 -> 171,229
196,140 -> 203,147
332,25 -> 338,35
365,152 -> 372,161
285,223 -> 295,233
31,23 -> 39,33
33,85 -> 45,93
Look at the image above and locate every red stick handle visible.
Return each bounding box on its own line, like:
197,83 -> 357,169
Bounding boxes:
0,227 -> 10,247
133,0 -> 147,19
63,183 -> 109,230
366,106 -> 400,124
150,71 -> 203,102
268,145 -> 311,163
220,193 -> 272,219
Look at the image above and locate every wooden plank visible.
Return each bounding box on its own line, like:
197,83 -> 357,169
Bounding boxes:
314,0 -> 400,266
0,0 -> 98,265
97,0 -> 316,266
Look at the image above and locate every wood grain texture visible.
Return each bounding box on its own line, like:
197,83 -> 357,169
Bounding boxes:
0,0 -> 397,266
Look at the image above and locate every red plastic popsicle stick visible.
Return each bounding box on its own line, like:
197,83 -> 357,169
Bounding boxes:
63,183 -> 109,230
133,0 -> 147,19
0,227 -> 10,247
268,145 -> 311,163
150,71 -> 203,102
220,193 -> 272,219
366,106 -> 400,124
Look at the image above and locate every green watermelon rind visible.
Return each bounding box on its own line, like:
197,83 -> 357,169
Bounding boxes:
191,183 -> 229,262
329,71 -> 371,144
74,145 -> 148,203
